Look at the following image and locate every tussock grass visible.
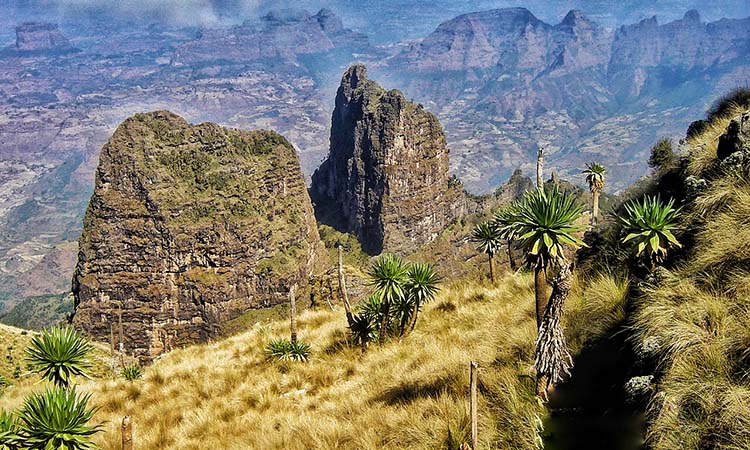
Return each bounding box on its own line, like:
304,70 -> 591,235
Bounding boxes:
627,106 -> 750,449
686,167 -> 750,293
633,274 -> 750,450
686,104 -> 748,175
0,274 -> 545,449
564,273 -> 630,351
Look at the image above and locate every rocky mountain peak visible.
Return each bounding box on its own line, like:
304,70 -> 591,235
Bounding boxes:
492,7 -> 541,24
683,9 -> 701,23
261,9 -> 313,23
314,8 -> 344,33
339,64 -> 369,98
558,10 -> 595,31
172,8 -> 368,66
310,65 -> 466,254
72,111 -> 319,362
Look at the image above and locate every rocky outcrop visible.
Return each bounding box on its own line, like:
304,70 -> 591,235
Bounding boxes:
384,8 -> 750,193
14,22 -> 73,53
172,8 -> 369,66
717,112 -> 750,160
72,111 -> 319,361
310,65 -> 466,254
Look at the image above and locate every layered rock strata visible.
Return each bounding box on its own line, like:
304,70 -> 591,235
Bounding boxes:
72,111 -> 319,361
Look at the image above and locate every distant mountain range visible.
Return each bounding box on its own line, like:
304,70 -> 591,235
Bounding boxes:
0,5 -> 748,326
2,0 -> 749,41
377,8 -> 750,191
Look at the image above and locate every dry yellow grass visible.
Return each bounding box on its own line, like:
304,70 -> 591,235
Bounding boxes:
0,324 -> 33,383
1,273 -> 549,450
686,104 -> 749,175
630,106 -> 750,449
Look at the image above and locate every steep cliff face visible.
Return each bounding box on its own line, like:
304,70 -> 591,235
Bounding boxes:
72,111 -> 319,361
310,65 -> 466,254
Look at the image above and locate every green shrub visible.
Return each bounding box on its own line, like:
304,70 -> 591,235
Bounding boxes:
618,195 -> 682,269
25,326 -> 93,388
121,365 -> 143,382
0,410 -> 21,450
16,387 -> 101,450
265,339 -> 311,362
648,138 -> 676,171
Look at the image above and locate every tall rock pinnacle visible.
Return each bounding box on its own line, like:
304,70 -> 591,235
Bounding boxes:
310,65 -> 465,254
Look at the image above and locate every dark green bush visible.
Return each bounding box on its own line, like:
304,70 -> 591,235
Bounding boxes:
25,326 -> 93,389
121,365 -> 143,382
648,138 -> 676,171
265,338 -> 311,362
15,387 -> 101,450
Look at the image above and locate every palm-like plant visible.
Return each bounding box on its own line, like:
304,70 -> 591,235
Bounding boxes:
348,310 -> 378,351
368,255 -> 409,342
471,221 -> 502,283
121,365 -> 143,382
493,202 -> 522,270
506,187 -> 586,328
264,338 -> 312,362
0,410 -> 21,450
619,195 -> 682,270
582,162 -> 606,225
403,263 -> 441,335
16,387 -> 101,450
26,326 -> 93,389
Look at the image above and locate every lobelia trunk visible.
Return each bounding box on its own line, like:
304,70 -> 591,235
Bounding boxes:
536,148 -> 544,189
406,299 -> 421,335
378,299 -> 390,344
338,245 -> 354,327
534,265 -> 548,330
489,253 -> 496,284
536,373 -> 550,402
507,240 -> 517,271
289,285 -> 297,344
534,263 -> 574,401
592,189 -> 600,226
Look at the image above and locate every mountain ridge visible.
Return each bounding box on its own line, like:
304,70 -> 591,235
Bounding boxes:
378,7 -> 749,192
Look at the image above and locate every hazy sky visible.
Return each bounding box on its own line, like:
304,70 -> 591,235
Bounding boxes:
1,0 -> 748,44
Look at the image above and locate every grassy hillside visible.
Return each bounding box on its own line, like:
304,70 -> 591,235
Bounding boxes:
0,324 -> 33,384
629,106 -> 750,449
1,97 -> 745,450
578,100 -> 750,449
0,269 -> 627,449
